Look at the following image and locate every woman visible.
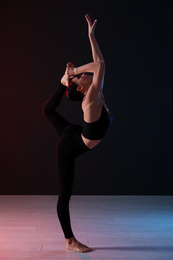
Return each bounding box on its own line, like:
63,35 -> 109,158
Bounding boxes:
42,14 -> 113,253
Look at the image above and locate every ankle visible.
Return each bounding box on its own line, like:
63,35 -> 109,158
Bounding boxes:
65,236 -> 76,244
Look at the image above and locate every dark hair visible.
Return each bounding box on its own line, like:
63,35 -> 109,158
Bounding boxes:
66,81 -> 84,102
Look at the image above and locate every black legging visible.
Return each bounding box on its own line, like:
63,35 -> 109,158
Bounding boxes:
42,82 -> 90,238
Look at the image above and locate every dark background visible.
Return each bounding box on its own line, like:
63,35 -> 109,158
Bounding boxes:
0,0 -> 172,195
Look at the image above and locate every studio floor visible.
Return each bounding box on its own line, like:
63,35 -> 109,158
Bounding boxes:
0,195 -> 173,260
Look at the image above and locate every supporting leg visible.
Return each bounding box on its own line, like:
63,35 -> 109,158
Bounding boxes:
56,136 -> 75,239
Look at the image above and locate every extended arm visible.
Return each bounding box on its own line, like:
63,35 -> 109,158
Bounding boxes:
85,14 -> 105,99
85,14 -> 104,62
66,15 -> 105,101
67,14 -> 105,77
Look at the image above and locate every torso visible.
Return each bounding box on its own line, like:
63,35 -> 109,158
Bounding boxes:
81,92 -> 111,149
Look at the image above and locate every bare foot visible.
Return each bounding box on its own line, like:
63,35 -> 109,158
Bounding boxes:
65,236 -> 92,253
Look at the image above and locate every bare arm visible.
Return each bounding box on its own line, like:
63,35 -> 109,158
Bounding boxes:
85,14 -> 105,99
85,14 -> 104,62
66,61 -> 104,78
75,61 -> 103,74
68,14 -> 105,75
66,15 -> 105,100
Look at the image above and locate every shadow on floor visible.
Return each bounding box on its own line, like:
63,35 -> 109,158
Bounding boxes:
92,245 -> 173,251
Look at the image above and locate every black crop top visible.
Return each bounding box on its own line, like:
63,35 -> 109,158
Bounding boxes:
82,105 -> 113,140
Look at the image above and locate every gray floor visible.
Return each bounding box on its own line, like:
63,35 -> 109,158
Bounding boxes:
0,195 -> 173,259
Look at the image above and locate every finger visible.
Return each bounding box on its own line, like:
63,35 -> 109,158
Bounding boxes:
85,14 -> 92,25
85,14 -> 90,20
92,19 -> 97,28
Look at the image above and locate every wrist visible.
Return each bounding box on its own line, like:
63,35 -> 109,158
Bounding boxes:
74,67 -> 78,75
88,33 -> 95,38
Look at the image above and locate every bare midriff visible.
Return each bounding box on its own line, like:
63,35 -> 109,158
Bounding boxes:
81,134 -> 101,149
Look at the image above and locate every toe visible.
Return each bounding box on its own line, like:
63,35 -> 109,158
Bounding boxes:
84,247 -> 92,253
79,247 -> 85,253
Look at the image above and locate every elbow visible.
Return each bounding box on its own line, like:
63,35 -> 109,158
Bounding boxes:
100,60 -> 105,69
96,60 -> 105,71
95,59 -> 105,64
